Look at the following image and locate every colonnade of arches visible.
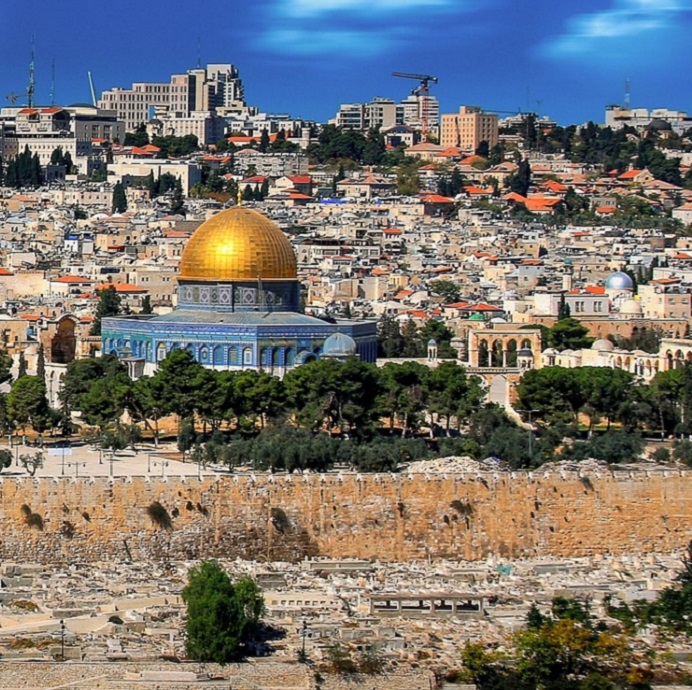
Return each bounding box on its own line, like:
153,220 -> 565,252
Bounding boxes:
104,338 -> 326,369
475,338 -> 534,368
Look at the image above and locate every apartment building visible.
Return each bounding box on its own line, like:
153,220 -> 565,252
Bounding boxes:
440,106 -> 499,151
1,107 -> 94,172
639,280 -> 692,320
99,64 -> 245,132
605,105 -> 692,134
147,110 -> 226,146
330,94 -> 439,133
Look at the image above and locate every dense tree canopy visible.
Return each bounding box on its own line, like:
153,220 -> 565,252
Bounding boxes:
182,560 -> 264,663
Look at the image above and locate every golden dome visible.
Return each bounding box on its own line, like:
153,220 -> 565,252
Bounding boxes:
179,207 -> 297,282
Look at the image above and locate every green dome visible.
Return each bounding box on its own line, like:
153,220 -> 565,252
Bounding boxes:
469,313 -> 485,321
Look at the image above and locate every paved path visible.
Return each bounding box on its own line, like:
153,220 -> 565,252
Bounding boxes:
0,442 -> 222,479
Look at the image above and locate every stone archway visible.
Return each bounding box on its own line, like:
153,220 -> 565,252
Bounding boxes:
488,375 -> 508,405
50,318 -> 77,364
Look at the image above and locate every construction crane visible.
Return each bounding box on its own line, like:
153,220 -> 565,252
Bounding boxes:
88,71 -> 97,107
392,72 -> 438,138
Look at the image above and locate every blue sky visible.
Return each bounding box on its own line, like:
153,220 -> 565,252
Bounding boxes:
1,0 -> 691,125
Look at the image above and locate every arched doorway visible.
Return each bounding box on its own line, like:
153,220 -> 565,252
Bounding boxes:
51,318 -> 77,364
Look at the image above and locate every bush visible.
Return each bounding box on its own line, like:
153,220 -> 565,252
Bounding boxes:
146,501 -> 172,530
652,446 -> 671,463
182,560 -> 264,663
673,439 -> 692,467
0,449 -> 12,472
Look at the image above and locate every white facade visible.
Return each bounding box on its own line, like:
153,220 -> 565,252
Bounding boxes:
99,64 -> 245,132
107,161 -> 201,193
148,110 -> 226,146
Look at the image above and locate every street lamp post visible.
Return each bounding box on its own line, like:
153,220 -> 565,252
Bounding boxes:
298,620 -> 308,663
152,460 -> 168,478
60,619 -> 65,660
517,409 -> 540,461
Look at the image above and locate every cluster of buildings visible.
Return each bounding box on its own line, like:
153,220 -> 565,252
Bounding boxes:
1,59 -> 692,413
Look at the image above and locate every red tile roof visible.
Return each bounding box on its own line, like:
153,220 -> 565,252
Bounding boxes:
51,275 -> 93,284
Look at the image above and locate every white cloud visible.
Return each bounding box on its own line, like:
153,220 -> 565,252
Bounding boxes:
283,0 -> 452,18
544,0 -> 692,58
257,0 -> 463,56
257,27 -> 397,56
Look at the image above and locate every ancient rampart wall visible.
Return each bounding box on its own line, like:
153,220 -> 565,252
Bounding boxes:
0,470 -> 689,564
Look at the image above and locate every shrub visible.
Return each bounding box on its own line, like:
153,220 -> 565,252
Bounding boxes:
26,513 -> 44,530
0,449 -> 12,472
182,560 -> 264,663
652,447 -> 671,463
146,501 -> 172,530
61,521 -> 76,538
450,499 -> 473,517
673,439 -> 692,467
270,507 -> 290,532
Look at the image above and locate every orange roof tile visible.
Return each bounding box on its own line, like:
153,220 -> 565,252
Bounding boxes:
618,169 -> 644,180
467,303 -> 502,311
52,275 -> 93,284
420,193 -> 455,203
97,282 -> 147,293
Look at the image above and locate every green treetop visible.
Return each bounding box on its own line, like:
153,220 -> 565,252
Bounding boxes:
182,560 -> 264,664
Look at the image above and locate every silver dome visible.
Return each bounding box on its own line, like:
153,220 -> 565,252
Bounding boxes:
605,271 -> 634,291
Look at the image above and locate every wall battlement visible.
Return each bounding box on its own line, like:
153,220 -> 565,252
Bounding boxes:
0,471 -> 689,563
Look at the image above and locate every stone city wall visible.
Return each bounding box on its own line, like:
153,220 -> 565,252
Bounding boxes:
0,470 -> 689,564
0,659 -> 434,690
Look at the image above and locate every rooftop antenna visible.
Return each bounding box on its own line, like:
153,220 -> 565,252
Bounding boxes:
197,37 -> 201,69
88,71 -> 97,107
50,59 -> 55,106
624,78 -> 631,109
27,36 -> 35,108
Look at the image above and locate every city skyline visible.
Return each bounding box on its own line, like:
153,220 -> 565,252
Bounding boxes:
1,0 -> 691,125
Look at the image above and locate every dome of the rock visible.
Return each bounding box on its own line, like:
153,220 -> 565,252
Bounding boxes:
179,207 -> 297,282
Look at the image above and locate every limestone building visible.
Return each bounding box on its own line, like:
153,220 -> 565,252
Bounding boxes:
440,106 -> 499,151
98,64 -> 245,132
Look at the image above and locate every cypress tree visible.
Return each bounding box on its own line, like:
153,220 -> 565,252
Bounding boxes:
17,352 -> 28,379
37,344 -> 46,380
112,182 -> 127,213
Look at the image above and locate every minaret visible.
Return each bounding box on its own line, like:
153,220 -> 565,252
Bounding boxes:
562,260 -> 574,292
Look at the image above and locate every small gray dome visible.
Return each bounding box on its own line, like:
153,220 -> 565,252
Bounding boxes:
517,347 -> 534,358
322,332 -> 357,357
648,118 -> 672,132
427,338 -> 437,346
620,298 -> 643,316
591,338 -> 614,351
605,271 -> 634,291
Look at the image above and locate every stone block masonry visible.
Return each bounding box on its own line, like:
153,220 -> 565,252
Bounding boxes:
0,470 -> 689,564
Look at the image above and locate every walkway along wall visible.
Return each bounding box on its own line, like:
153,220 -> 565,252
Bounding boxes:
0,471 -> 689,564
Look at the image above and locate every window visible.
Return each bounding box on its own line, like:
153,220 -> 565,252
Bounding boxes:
243,347 -> 252,365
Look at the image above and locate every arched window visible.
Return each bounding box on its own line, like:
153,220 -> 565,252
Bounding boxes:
243,347 -> 253,365
157,343 -> 167,362
213,346 -> 224,365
